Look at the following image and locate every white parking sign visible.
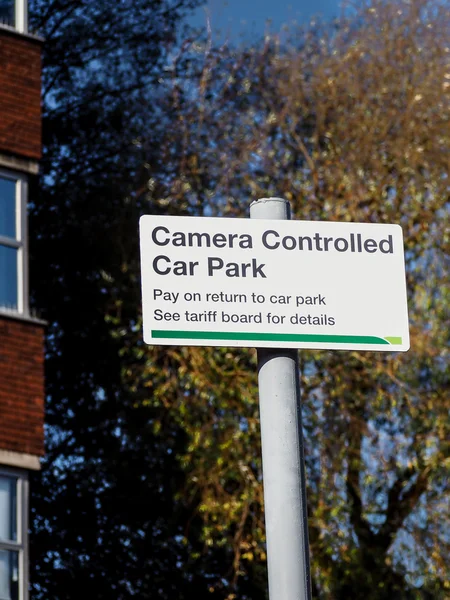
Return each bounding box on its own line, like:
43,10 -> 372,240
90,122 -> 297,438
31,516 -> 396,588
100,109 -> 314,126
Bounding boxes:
139,215 -> 409,351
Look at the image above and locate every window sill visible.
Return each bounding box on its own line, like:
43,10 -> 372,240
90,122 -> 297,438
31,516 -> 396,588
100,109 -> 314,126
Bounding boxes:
0,23 -> 44,43
0,308 -> 46,327
0,153 -> 39,175
0,450 -> 41,471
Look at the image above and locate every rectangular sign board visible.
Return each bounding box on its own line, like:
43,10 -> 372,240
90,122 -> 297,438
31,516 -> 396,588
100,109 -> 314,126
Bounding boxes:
139,216 -> 410,351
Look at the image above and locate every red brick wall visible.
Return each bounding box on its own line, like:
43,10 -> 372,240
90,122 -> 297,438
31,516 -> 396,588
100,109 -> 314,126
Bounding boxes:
0,29 -> 42,161
0,317 -> 45,456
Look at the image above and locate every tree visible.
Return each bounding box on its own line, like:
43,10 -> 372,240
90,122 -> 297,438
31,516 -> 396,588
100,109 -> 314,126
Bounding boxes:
125,0 -> 448,597
29,0 -> 449,598
27,1 -> 221,598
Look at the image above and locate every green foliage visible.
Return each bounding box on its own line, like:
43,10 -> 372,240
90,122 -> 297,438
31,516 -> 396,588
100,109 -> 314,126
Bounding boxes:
127,1 -> 449,597
27,1 -> 213,599
29,0 -> 449,599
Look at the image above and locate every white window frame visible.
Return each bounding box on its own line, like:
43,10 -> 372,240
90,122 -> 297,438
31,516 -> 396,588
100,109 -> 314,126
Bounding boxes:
0,467 -> 29,600
0,168 -> 28,316
0,1 -> 27,33
15,0 -> 27,33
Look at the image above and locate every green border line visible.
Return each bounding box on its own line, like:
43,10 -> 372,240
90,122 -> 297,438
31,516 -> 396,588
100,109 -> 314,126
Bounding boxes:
384,337 -> 402,345
152,330 -> 392,345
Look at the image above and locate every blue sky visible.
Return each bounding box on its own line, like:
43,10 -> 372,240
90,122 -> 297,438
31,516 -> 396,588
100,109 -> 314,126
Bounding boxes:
191,0 -> 341,39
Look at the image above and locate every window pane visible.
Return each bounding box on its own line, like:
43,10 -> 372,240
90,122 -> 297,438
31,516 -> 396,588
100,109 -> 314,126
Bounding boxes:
0,477 -> 17,543
0,2 -> 15,28
0,246 -> 18,310
0,550 -> 19,600
0,178 -> 16,239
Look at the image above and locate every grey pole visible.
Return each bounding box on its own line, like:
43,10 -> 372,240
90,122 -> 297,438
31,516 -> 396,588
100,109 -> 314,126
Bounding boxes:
250,197 -> 312,600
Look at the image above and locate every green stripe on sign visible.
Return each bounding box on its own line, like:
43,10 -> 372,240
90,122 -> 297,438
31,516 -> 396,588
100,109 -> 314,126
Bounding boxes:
151,330 -> 390,345
384,337 -> 402,345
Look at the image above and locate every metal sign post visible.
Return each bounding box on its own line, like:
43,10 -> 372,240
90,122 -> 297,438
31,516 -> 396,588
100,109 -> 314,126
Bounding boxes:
139,199 -> 410,599
251,198 -> 312,600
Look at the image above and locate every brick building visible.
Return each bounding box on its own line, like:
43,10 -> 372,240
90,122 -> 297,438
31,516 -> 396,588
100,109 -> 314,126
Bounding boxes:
0,1 -> 44,598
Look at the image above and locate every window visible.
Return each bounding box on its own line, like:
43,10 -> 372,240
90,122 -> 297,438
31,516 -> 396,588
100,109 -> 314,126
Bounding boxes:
0,1 -> 27,33
0,172 -> 28,314
0,471 -> 28,600
0,1 -> 13,27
